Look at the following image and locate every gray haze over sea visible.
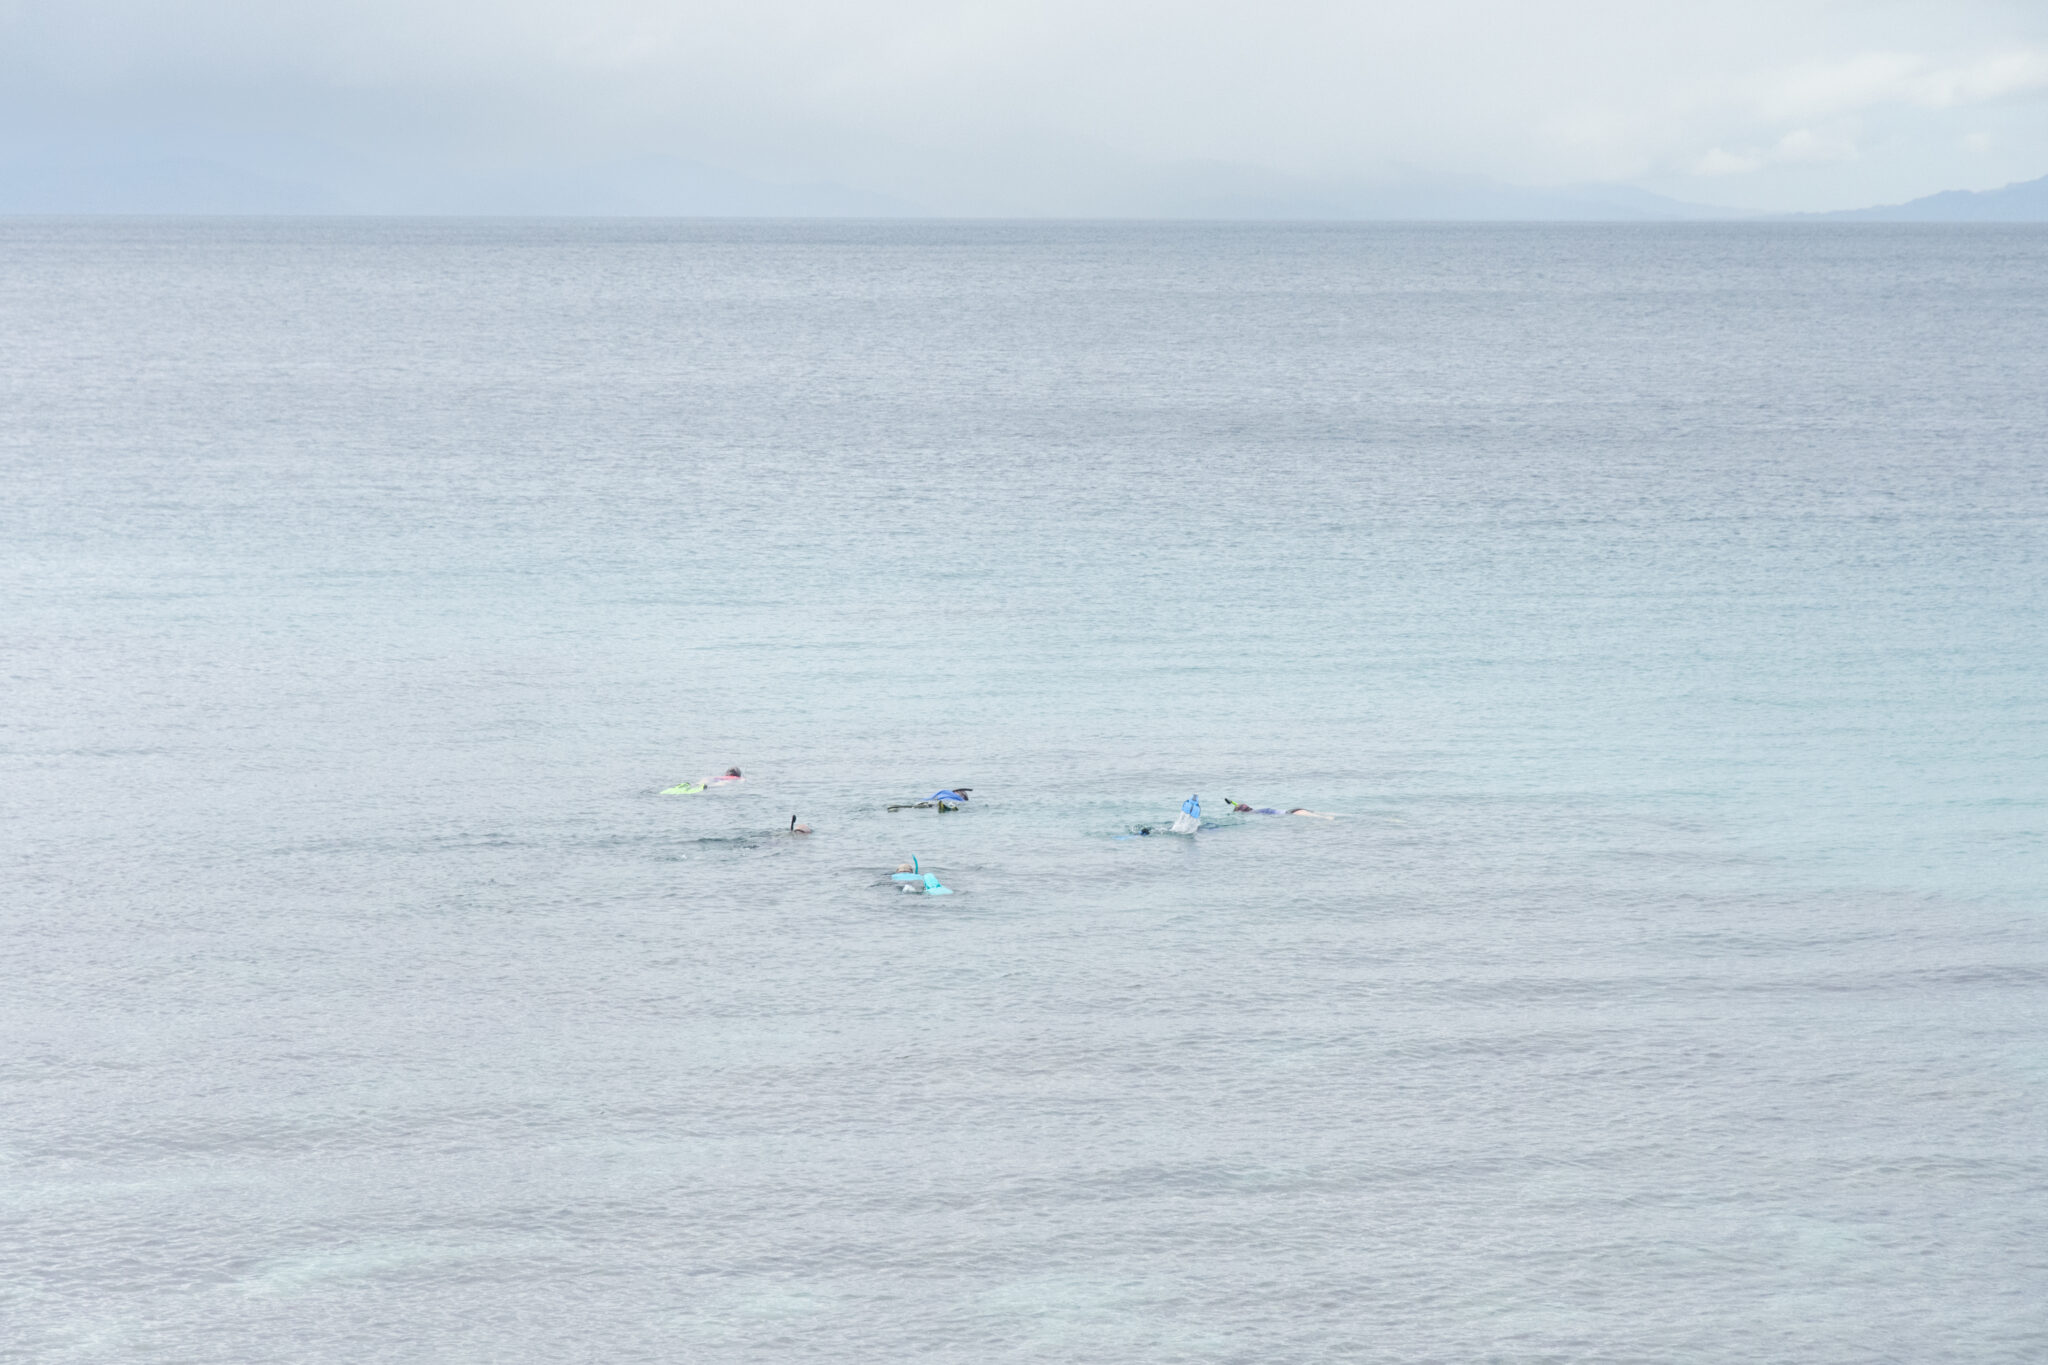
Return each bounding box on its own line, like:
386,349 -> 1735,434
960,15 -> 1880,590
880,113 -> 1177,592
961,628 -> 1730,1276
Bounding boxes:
4,220 -> 2045,1362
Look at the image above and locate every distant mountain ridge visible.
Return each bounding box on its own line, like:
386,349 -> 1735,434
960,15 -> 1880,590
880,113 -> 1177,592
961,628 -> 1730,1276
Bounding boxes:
0,156 -> 344,214
0,152 -> 1745,219
0,153 -> 920,217
1097,163 -> 1746,220
3,145 -> 2042,220
1808,173 -> 2048,222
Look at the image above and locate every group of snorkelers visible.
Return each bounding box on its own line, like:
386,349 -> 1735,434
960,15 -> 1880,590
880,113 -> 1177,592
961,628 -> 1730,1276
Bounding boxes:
661,767 -> 815,832
663,772 -> 1335,884
667,772 -> 1330,831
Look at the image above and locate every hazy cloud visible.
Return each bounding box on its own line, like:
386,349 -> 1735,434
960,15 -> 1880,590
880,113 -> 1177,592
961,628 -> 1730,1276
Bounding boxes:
2,0 -> 2046,213
1651,45 -> 2048,193
1740,48 -> 2048,121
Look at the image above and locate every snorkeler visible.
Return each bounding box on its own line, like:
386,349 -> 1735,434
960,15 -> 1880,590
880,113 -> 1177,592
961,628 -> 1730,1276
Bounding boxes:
887,857 -> 952,894
788,815 -> 811,835
662,765 -> 744,795
887,787 -> 972,812
1225,798 -> 1334,819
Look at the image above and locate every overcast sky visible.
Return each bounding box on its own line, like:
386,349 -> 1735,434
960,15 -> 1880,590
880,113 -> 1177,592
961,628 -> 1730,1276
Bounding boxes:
3,0 -> 2046,213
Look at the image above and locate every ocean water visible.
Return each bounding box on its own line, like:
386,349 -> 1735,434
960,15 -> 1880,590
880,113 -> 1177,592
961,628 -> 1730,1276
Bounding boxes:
2,219 -> 2044,1362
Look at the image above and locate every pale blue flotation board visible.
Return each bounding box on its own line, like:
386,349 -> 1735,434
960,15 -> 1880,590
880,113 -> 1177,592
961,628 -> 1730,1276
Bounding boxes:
921,873 -> 954,895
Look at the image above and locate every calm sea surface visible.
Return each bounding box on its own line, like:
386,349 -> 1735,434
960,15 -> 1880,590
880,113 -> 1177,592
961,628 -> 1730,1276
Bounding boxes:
3,220 -> 2045,1362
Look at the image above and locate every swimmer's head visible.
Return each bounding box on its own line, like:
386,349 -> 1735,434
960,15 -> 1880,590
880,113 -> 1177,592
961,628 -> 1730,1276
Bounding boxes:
725,767 -> 742,778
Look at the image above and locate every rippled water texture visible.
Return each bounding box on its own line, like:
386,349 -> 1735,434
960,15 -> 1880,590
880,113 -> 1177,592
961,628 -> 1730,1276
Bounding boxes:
4,221 -> 2045,1361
